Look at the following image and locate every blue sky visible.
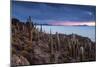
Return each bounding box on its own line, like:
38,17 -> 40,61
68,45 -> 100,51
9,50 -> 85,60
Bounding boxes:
12,1 -> 96,25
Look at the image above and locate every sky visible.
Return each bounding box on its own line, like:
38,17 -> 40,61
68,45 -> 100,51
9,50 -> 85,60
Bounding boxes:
12,1 -> 96,41
12,1 -> 96,26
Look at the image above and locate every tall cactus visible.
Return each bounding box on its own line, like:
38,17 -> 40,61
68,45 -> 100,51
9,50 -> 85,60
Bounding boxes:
34,23 -> 37,29
80,46 -> 84,61
22,24 -> 25,32
75,39 -> 79,59
49,29 -> 55,63
71,33 -> 78,58
33,23 -> 39,41
50,32 -> 61,63
71,33 -> 76,44
67,40 -> 72,57
16,22 -> 19,31
88,42 -> 92,58
49,30 -> 60,63
26,16 -> 33,44
56,32 -> 60,51
49,29 -> 53,54
40,24 -> 42,33
39,24 -> 44,40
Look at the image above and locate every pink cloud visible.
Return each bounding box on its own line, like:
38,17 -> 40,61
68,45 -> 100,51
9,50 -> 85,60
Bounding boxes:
49,21 -> 95,26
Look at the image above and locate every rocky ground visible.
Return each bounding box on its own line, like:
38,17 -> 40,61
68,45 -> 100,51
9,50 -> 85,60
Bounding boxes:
11,18 -> 96,66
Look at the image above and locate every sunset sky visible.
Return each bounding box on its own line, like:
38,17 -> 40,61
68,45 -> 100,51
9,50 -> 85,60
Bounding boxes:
12,1 -> 96,26
12,1 -> 96,41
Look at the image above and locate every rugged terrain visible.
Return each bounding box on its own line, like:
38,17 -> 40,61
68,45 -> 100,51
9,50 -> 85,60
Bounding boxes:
11,17 -> 96,66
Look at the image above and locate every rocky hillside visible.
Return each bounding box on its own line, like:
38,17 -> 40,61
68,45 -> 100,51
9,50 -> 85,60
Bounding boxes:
11,17 -> 96,66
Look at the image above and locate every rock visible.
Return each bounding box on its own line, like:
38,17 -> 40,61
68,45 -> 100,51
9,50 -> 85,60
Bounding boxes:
11,54 -> 30,66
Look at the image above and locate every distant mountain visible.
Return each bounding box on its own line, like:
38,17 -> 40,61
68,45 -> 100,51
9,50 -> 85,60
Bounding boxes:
35,23 -> 92,26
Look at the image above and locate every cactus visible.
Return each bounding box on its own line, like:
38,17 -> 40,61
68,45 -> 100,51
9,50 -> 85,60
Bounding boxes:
73,39 -> 78,59
26,16 -> 34,45
29,27 -> 33,42
22,24 -> 25,31
49,29 -> 55,63
29,28 -> 33,45
67,40 -> 72,57
26,16 -> 34,29
56,32 -> 60,51
40,24 -> 42,33
34,23 -> 37,30
36,28 -> 39,41
50,32 -> 61,63
16,22 -> 19,31
49,30 -> 60,63
75,40 -> 79,59
71,33 -> 77,45
80,46 -> 84,61
49,29 -> 53,54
